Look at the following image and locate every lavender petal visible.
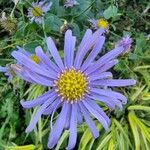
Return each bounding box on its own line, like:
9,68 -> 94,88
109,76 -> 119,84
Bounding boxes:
35,46 -> 60,73
11,51 -> 56,79
91,79 -> 136,87
74,29 -> 104,69
81,36 -> 105,71
85,47 -> 124,75
46,37 -> 64,70
43,98 -> 62,115
82,100 -> 109,130
89,72 -> 113,81
67,104 -> 77,150
25,93 -> 57,132
48,102 -> 70,149
78,102 -> 99,138
20,90 -> 55,108
90,87 -> 127,104
64,30 -> 76,68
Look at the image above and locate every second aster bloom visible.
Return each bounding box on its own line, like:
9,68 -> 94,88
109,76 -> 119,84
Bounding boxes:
0,65 -> 17,81
64,0 -> 79,8
11,29 -> 135,149
89,18 -> 109,31
116,35 -> 133,53
28,0 -> 52,24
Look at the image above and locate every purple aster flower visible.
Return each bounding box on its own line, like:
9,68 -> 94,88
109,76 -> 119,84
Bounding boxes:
10,29 -> 135,149
10,46 -> 54,85
0,65 -> 16,81
116,35 -> 133,53
64,0 -> 79,8
89,18 -> 109,31
28,0 -> 52,24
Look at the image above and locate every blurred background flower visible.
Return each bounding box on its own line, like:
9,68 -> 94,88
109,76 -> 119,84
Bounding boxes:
28,0 -> 52,24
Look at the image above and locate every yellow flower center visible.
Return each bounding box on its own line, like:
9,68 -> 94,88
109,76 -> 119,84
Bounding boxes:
30,55 -> 40,64
32,6 -> 43,17
97,19 -> 109,29
55,69 -> 88,103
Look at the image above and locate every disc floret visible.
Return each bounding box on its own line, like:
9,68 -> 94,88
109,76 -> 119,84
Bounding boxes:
97,18 -> 109,29
55,68 -> 89,103
32,6 -> 43,17
30,55 -> 40,64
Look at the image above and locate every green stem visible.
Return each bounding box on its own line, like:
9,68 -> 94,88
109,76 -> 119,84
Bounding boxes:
10,0 -> 19,18
38,117 -> 42,143
42,17 -> 47,39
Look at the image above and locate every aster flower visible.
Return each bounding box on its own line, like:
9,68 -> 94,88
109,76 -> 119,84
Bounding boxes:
116,35 -> 133,53
89,18 -> 109,31
9,29 -> 135,149
64,0 -> 79,8
0,65 -> 16,81
28,0 -> 52,24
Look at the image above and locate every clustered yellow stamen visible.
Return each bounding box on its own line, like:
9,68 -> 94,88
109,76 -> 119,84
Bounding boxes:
32,6 -> 43,17
97,18 -> 109,29
30,55 -> 40,64
55,69 -> 88,103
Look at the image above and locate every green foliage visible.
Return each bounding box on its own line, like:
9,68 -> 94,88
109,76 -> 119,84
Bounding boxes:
104,5 -> 118,19
0,0 -> 150,150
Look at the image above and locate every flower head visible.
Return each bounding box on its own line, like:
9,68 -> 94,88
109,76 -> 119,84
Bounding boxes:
64,0 -> 79,8
0,12 -> 17,34
0,65 -> 16,81
89,18 -> 109,30
116,35 -> 133,52
28,0 -> 52,24
10,29 -> 135,149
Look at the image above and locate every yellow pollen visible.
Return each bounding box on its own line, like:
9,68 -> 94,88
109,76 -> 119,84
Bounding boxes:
30,55 -> 40,64
32,6 -> 43,17
97,19 -> 109,29
55,69 -> 88,102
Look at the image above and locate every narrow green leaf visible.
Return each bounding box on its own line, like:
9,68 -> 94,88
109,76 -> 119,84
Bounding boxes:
55,130 -> 69,150
141,131 -> 150,150
78,121 -> 101,150
96,133 -> 111,150
132,115 -> 150,142
108,138 -> 114,150
113,119 -> 133,149
128,112 -> 140,150
128,105 -> 150,112
130,85 -> 145,101
78,127 -> 93,150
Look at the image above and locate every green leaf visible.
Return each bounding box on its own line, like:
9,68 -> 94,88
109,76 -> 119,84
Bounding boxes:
128,105 -> 150,112
55,130 -> 69,150
24,41 -> 41,54
104,5 -> 118,19
78,127 -> 93,150
78,122 -> 101,150
113,119 -> 133,149
7,144 -> 35,150
45,14 -> 63,33
108,138 -> 114,150
132,114 -> 150,142
141,132 -> 150,150
128,112 -> 140,150
96,133 -> 111,150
